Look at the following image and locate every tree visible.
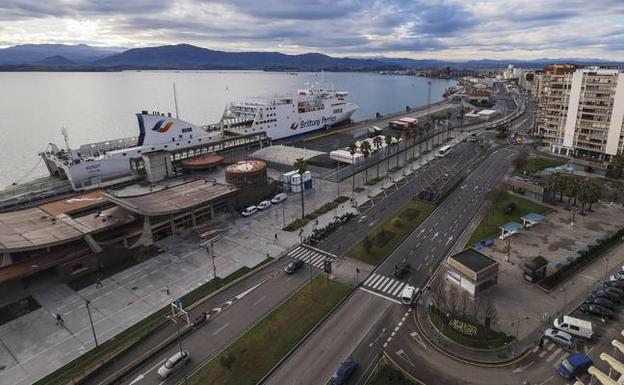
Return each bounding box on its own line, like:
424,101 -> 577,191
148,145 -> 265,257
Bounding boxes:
360,141 -> 371,184
363,235 -> 372,253
610,153 -> 624,178
373,136 -> 383,179
482,297 -> 498,331
395,133 -> 402,168
384,134 -> 393,174
348,142 -> 358,192
587,179 -> 602,211
423,121 -> 432,150
577,178 -> 590,215
293,158 -> 307,219
429,273 -> 447,315
459,291 -> 470,319
446,285 -> 459,318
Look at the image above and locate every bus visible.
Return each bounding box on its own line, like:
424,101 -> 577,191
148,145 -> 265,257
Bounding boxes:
437,144 -> 452,158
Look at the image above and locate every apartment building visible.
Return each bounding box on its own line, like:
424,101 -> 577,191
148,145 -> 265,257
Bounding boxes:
535,65 -> 624,163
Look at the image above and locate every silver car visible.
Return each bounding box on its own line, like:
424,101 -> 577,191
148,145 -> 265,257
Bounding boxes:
158,350 -> 190,379
544,328 -> 573,348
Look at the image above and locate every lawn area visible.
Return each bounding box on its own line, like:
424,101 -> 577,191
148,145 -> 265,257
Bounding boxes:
187,276 -> 350,385
365,358 -> 416,385
428,306 -> 514,350
514,157 -> 565,176
345,199 -> 434,265
284,195 -> 350,231
466,192 -> 551,246
35,258 -> 272,385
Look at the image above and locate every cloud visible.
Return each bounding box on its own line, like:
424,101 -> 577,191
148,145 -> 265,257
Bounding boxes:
0,0 -> 623,60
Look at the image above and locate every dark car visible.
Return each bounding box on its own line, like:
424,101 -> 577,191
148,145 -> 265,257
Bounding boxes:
285,259 -> 304,274
598,285 -> 624,298
592,289 -> 622,304
585,296 -> 615,310
329,356 -> 357,385
579,303 -> 614,319
603,280 -> 624,290
394,262 -> 411,278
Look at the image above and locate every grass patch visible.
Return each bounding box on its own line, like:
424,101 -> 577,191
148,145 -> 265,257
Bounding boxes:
35,258 -> 273,385
514,157 -> 565,176
467,191 -> 551,247
366,358 -> 416,385
365,177 -> 383,186
0,296 -> 41,326
428,306 -> 514,350
187,276 -> 350,385
284,196 -> 350,231
345,199 -> 434,265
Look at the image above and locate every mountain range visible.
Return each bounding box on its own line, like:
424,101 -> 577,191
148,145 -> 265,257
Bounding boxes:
0,43 -> 621,71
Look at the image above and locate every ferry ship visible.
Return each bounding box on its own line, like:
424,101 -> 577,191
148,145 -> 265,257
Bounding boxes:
39,84 -> 358,191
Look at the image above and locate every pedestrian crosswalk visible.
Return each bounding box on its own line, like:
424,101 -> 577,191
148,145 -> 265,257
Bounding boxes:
534,339 -> 570,364
287,245 -> 334,269
362,273 -> 407,299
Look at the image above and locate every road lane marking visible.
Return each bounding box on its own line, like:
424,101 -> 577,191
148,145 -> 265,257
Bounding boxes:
372,277 -> 389,290
252,296 -> 266,306
359,287 -> 402,304
212,322 -> 230,336
364,273 -> 378,286
381,279 -> 396,292
391,283 -> 405,296
416,264 -> 422,271
129,358 -> 167,385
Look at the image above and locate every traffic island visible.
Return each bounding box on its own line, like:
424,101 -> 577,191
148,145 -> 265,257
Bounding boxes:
185,276 -> 350,385
364,355 -> 418,385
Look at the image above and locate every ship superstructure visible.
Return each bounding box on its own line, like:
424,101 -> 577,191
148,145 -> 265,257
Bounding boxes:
213,83 -> 358,139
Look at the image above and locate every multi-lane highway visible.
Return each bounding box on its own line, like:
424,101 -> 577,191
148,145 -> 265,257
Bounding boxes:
263,143 -> 519,385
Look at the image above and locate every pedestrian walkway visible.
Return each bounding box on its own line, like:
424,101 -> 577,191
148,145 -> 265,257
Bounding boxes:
287,245 -> 335,270
361,272 -> 407,301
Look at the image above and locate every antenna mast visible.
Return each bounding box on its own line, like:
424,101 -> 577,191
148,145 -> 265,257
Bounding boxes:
173,83 -> 180,119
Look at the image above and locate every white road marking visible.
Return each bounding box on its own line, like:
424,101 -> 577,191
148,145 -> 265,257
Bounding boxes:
432,232 -> 439,240
129,358 -> 167,385
212,322 -> 230,336
381,279 -> 395,293
416,264 -> 422,271
372,277 -> 389,290
410,331 -> 427,350
364,273 -> 378,286
359,287 -> 402,304
252,296 -> 266,306
391,283 -> 405,296
545,347 -> 562,363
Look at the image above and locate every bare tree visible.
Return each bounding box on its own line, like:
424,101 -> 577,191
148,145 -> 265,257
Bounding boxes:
471,296 -> 482,324
429,273 -> 447,314
446,285 -> 459,318
459,291 -> 470,319
483,297 -> 498,331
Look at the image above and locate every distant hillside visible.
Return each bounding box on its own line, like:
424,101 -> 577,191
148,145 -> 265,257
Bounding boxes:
95,44 -> 395,70
37,55 -> 76,66
0,44 -> 123,65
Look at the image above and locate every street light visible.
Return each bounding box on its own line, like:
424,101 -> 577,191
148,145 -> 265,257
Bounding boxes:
513,316 -> 529,356
85,299 -> 98,347
603,257 -> 609,283
561,281 -> 574,317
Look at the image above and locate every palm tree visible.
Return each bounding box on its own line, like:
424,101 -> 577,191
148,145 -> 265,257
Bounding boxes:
347,142 -> 358,192
423,121 -> 432,151
293,158 -> 306,219
360,141 -> 371,184
373,136 -> 383,179
395,133 -> 402,168
562,176 -> 578,210
610,153 -> 624,178
384,134 -> 393,173
417,124 -> 425,157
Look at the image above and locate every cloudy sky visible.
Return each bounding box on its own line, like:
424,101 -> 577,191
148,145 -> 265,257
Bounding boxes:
1,0 -> 624,60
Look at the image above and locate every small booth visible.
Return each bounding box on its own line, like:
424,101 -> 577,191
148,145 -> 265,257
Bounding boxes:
499,222 -> 522,240
521,213 -> 545,228
521,255 -> 548,283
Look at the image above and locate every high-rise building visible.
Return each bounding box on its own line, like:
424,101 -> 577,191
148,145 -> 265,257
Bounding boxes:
535,66 -> 624,162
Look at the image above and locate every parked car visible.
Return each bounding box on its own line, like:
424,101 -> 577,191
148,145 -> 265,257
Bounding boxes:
597,285 -> 624,298
158,350 -> 190,379
609,273 -> 624,282
241,206 -> 258,217
591,289 -> 622,304
557,352 -> 593,380
553,316 -> 593,339
543,328 -> 574,349
579,303 -> 614,319
603,280 -> 624,290
329,356 -> 357,385
257,200 -> 272,210
394,262 -> 411,278
285,259 -> 304,274
584,296 -> 615,310
271,193 -> 288,204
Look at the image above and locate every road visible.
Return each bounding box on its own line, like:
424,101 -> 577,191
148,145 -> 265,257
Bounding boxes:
84,257 -> 322,385
263,145 -> 519,385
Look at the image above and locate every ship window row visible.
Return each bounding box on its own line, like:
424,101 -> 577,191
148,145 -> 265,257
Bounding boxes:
181,127 -> 193,133
258,119 -> 277,124
333,108 -> 343,114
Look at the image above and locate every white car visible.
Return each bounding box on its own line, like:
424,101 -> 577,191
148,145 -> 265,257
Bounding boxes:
271,193 -> 288,204
610,271 -> 624,281
241,206 -> 258,217
544,328 -> 573,348
257,200 -> 272,210
158,350 -> 190,379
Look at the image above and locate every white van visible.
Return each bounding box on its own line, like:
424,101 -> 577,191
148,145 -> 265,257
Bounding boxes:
553,316 -> 593,339
400,285 -> 420,305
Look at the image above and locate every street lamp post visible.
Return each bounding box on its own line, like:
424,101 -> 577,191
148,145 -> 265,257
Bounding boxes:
85,299 -> 98,347
603,257 -> 609,283
561,281 -> 574,317
513,316 -> 528,357
211,240 -> 217,288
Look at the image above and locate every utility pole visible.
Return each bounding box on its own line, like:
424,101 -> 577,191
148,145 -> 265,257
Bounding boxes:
427,80 -> 432,123
603,257 -> 609,283
282,204 -> 286,228
211,240 -> 217,288
85,299 -> 98,347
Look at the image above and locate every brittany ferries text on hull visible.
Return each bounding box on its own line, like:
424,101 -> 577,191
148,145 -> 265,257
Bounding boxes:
39,84 -> 358,191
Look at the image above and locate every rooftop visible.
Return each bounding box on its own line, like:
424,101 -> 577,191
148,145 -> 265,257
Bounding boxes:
449,248 -> 498,273
104,179 -> 238,216
38,192 -> 107,216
